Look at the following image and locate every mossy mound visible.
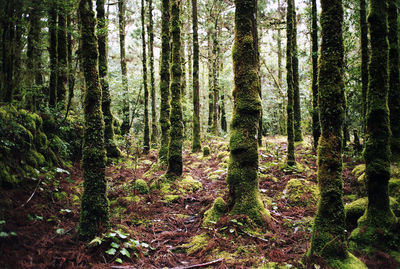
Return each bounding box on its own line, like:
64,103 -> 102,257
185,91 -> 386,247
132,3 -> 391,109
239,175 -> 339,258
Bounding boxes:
135,179 -> 149,194
203,146 -> 210,156
328,252 -> 367,269
183,233 -> 211,255
202,197 -> 227,227
179,175 -> 202,192
345,197 -> 400,232
282,178 -> 319,207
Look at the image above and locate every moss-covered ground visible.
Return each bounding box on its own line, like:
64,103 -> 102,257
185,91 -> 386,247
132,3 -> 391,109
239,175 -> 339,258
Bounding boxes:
0,136 -> 399,268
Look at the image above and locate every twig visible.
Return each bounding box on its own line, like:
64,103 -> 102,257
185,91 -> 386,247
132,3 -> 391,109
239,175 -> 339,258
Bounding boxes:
20,178 -> 43,208
168,258 -> 224,269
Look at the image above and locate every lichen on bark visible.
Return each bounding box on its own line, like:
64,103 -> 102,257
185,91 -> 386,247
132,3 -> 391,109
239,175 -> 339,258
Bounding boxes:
78,0 -> 109,241
166,0 -> 184,177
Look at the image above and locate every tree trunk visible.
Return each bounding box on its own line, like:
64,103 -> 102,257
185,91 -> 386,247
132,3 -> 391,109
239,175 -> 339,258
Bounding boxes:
141,0 -> 150,153
360,0 -> 368,134
57,3 -> 68,109
310,0 -> 348,260
48,1 -> 58,107
119,0 -> 130,135
211,21 -> 219,135
207,31 -> 213,131
97,0 -> 120,158
191,0 -> 201,152
227,0 -> 269,226
148,0 -> 158,145
167,0 -> 183,177
350,0 -> 397,251
78,0 -> 109,241
159,0 -> 171,161
292,1 -> 302,142
311,0 -> 320,150
388,0 -> 400,158
286,0 -> 295,166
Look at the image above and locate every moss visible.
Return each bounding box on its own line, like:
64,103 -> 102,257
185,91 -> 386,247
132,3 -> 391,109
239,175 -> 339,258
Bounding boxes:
352,164 -> 365,177
179,175 -> 202,192
135,179 -> 149,194
202,197 -> 227,227
183,233 -> 210,255
327,252 -> 367,269
122,195 -> 141,203
163,194 -> 180,203
389,178 -> 400,203
283,178 -> 319,207
203,146 -> 210,156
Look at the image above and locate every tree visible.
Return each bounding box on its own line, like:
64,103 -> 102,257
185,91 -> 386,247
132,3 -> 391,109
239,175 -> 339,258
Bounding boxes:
226,0 -> 269,226
48,0 -> 58,107
349,0 -> 397,251
360,0 -> 368,133
118,0 -> 130,135
159,0 -> 171,161
97,0 -> 120,158
141,0 -> 150,154
148,0 -> 157,146
292,0 -> 302,142
311,0 -> 320,149
56,1 -> 68,109
166,0 -> 184,177
191,0 -> 201,152
286,0 -> 295,166
78,0 -> 109,241
388,0 -> 400,158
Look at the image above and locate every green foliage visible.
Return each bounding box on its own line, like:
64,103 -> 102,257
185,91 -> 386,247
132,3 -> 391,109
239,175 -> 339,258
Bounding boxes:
282,178 -> 319,207
135,179 -> 149,194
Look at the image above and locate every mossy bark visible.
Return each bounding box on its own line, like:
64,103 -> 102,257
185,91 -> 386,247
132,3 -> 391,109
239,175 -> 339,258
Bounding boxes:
118,0 -> 130,135
159,0 -> 171,161
56,4 -> 68,109
310,0 -> 347,260
27,0 -> 43,88
292,1 -> 302,142
207,31 -> 214,131
311,0 -> 320,150
48,2 -> 58,108
211,22 -> 219,135
350,0 -> 397,245
227,0 -> 269,226
286,0 -> 295,166
191,0 -> 201,152
97,0 -> 120,158
141,0 -> 150,154
360,0 -> 368,133
78,0 -> 109,241
148,0 -> 158,146
166,0 -> 183,177
388,0 -> 400,158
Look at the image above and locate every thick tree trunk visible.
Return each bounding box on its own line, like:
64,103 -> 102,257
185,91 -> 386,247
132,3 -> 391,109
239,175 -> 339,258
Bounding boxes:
360,0 -> 368,134
191,0 -> 201,152
49,1 -> 58,107
57,4 -> 68,109
159,0 -> 171,161
78,0 -> 109,241
310,0 -> 347,260
166,0 -> 183,177
97,0 -> 120,158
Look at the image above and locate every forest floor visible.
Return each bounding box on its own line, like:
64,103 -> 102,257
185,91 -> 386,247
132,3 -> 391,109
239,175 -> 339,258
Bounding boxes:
0,136 -> 399,269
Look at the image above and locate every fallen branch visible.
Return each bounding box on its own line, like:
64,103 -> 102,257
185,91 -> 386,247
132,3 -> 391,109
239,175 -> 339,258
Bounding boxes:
169,258 -> 224,269
20,178 -> 43,208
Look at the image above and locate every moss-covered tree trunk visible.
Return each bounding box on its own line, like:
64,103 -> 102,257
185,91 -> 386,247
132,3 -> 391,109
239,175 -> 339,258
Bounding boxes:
292,1 -> 302,142
56,4 -> 68,109
118,0 -> 130,135
211,22 -> 219,135
388,0 -> 400,158
148,0 -> 158,146
48,1 -> 58,107
221,88 -> 227,132
141,0 -> 150,154
159,0 -> 171,161
66,14 -> 75,115
360,0 -> 368,134
350,0 -> 397,250
207,31 -> 214,131
311,0 -> 320,150
286,0 -> 295,166
78,0 -> 109,241
97,0 -> 120,158
27,0 -> 43,88
310,0 -> 347,260
227,0 -> 269,226
166,0 -> 183,177
191,0 -> 201,152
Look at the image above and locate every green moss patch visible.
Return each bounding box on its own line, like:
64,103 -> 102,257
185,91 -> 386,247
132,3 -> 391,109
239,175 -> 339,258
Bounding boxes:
135,179 -> 149,194
282,178 -> 319,207
203,197 -> 227,227
183,233 -> 211,255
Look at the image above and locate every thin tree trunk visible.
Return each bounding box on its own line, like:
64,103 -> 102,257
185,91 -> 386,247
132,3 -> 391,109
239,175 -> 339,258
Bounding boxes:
311,0 -> 320,149
141,0 -> 150,153
57,3 -> 68,109
292,1 -> 302,142
360,0 -> 368,134
148,0 -> 158,145
49,1 -> 58,107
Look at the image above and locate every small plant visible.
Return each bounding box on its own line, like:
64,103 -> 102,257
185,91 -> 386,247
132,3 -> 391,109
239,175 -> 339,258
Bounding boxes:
88,228 -> 153,264
0,220 -> 17,238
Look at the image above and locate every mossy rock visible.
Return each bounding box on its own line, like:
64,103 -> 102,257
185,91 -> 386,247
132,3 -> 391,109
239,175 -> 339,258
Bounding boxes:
282,178 -> 319,207
163,194 -> 180,204
345,197 -> 400,232
183,233 -> 210,255
135,179 -> 149,194
179,175 -> 202,192
203,146 -> 210,156
327,252 -> 367,269
202,197 -> 227,227
389,178 -> 400,203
